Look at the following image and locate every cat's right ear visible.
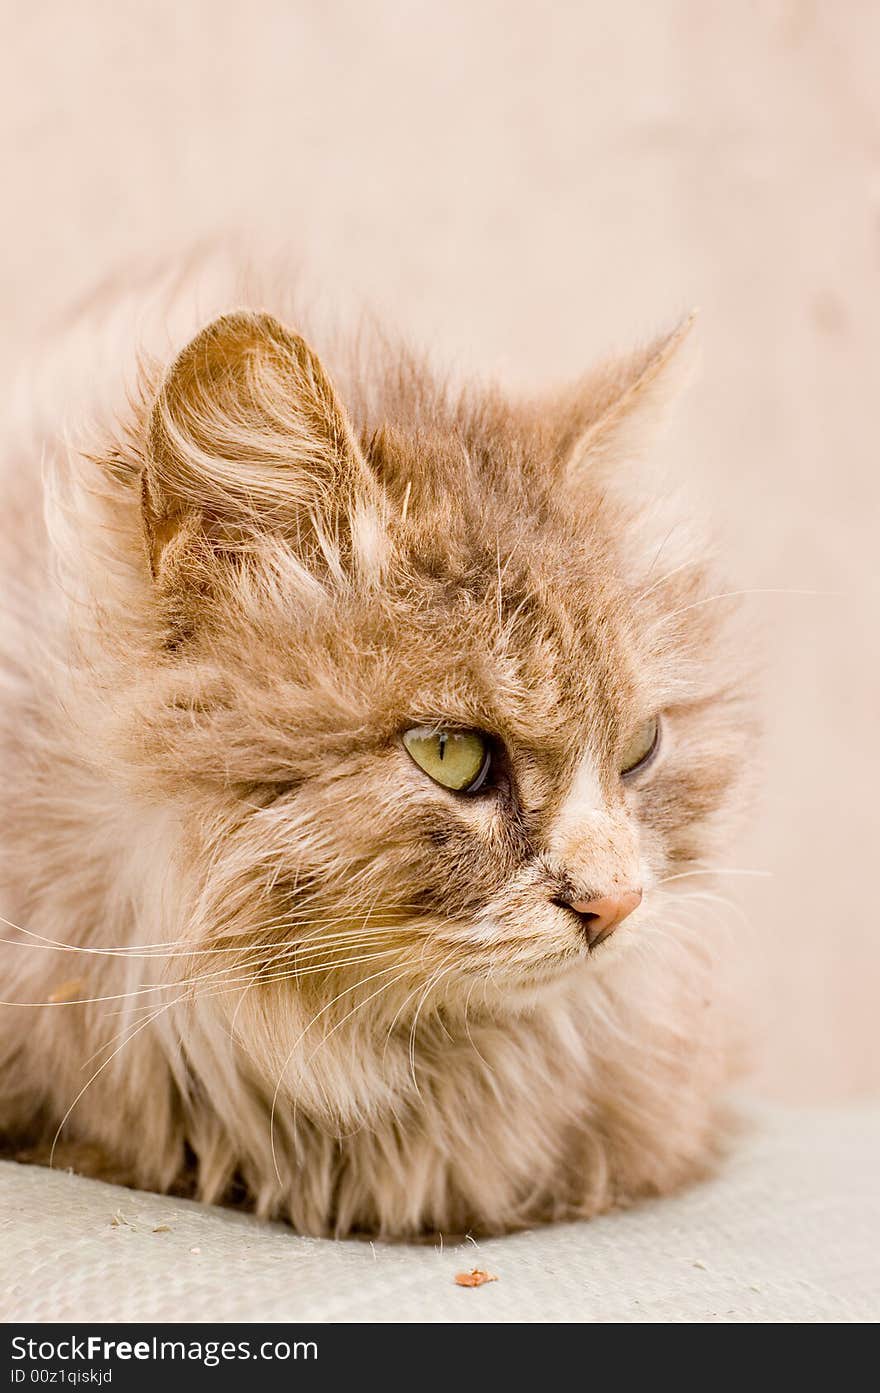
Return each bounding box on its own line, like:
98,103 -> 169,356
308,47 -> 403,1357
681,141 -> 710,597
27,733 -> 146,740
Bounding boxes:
555,313 -> 698,487
141,311 -> 384,588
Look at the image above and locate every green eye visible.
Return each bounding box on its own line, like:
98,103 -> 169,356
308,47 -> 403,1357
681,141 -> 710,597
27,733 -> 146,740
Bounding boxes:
620,714 -> 660,778
403,726 -> 491,793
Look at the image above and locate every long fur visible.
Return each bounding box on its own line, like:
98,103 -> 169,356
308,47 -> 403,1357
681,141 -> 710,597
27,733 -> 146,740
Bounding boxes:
0,254 -> 756,1237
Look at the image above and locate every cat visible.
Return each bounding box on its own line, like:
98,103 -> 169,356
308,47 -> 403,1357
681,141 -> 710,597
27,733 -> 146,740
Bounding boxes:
0,256 -> 755,1237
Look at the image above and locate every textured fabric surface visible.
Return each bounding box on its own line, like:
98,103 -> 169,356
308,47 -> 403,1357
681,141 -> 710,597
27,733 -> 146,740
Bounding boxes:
2,1101 -> 877,1323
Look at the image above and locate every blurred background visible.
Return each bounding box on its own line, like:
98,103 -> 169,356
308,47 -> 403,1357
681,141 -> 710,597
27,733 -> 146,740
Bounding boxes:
2,1 -> 877,1101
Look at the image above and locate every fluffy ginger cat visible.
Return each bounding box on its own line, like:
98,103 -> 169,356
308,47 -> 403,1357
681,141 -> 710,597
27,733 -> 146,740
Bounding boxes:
0,259 -> 753,1237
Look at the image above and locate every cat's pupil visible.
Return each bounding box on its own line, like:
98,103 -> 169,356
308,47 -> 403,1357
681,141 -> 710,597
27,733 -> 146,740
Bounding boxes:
438,733 -> 447,761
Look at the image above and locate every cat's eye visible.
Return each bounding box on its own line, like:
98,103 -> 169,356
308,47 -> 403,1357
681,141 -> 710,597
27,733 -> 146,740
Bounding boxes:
402,726 -> 492,793
619,715 -> 660,778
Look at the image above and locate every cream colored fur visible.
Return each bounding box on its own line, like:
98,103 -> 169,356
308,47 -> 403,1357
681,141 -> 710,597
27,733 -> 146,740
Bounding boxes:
0,255 -> 755,1236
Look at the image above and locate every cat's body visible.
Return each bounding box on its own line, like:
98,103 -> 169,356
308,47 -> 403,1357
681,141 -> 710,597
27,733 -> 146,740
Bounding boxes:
0,257 -> 753,1236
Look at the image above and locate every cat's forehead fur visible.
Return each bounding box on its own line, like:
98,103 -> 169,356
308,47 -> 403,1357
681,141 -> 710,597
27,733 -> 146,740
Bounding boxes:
133,309 -> 713,806
363,422 -> 640,754
186,417 -> 640,776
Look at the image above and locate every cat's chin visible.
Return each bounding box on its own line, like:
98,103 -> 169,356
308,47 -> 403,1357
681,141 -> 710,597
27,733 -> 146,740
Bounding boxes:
460,951 -> 594,1014
467,931 -> 638,1011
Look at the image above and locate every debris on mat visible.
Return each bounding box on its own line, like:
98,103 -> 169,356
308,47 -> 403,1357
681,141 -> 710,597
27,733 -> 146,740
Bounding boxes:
454,1268 -> 498,1288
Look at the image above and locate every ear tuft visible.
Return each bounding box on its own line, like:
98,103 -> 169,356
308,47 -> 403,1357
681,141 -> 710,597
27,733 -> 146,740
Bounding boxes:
559,312 -> 698,486
141,311 -> 379,581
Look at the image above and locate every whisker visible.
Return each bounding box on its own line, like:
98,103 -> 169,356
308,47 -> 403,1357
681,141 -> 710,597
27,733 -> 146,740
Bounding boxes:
48,997 -> 181,1169
408,956 -> 459,1094
652,586 -> 840,628
269,961 -> 407,1186
0,945 -> 407,1010
635,556 -> 703,604
0,909 -> 425,961
659,886 -> 752,929
380,948 -> 452,1071
655,867 -> 773,886
198,949 -> 404,1000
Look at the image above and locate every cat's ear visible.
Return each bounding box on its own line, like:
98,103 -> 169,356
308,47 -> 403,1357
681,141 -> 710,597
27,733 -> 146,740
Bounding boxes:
557,313 -> 697,487
141,311 -> 383,585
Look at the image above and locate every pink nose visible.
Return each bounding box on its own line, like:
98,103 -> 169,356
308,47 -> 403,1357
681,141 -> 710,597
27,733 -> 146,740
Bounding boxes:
565,889 -> 643,948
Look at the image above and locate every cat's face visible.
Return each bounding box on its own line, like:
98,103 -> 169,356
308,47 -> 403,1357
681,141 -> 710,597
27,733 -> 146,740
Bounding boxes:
131,311 -> 746,1053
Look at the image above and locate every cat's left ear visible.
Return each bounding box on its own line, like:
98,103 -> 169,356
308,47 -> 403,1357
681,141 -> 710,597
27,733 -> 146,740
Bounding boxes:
141,310 -> 384,586
556,312 -> 698,487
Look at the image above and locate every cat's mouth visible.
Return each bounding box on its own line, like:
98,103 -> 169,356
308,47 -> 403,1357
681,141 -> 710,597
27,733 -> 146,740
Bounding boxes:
426,894 -> 639,983
475,930 -> 633,1003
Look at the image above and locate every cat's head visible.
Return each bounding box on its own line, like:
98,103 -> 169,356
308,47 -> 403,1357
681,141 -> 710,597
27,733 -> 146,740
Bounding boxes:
121,309 -> 750,1110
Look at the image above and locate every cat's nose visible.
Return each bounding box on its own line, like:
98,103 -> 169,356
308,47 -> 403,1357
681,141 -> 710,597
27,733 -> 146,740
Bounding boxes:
562,889 -> 643,948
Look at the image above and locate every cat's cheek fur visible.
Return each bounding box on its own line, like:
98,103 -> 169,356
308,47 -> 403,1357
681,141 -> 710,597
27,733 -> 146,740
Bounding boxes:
0,254 -> 755,1237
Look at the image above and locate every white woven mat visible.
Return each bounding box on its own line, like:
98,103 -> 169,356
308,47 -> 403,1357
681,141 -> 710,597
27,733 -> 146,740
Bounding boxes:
2,1101 -> 878,1323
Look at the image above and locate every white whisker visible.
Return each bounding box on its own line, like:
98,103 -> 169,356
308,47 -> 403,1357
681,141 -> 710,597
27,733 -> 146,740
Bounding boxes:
655,867 -> 772,885
48,997 -> 181,1169
653,586 -> 839,628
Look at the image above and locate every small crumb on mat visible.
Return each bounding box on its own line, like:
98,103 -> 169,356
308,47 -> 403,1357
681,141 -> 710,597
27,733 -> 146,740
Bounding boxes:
190,1246 -> 201,1254
152,1225 -> 171,1234
454,1268 -> 497,1288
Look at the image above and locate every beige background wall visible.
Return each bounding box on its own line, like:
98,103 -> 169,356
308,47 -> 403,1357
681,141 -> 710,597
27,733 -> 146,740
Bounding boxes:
2,2 -> 877,1100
